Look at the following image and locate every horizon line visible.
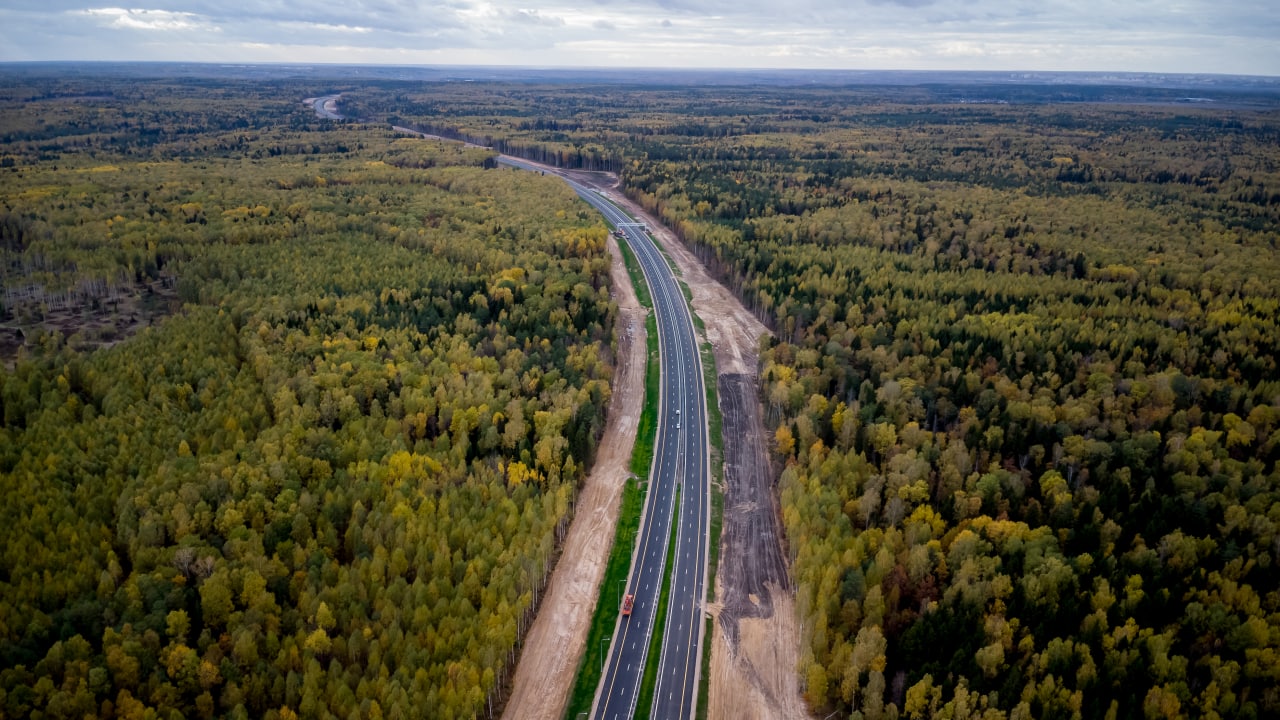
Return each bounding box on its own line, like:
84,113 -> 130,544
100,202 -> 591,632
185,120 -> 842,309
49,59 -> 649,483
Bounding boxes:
2,60 -> 1278,82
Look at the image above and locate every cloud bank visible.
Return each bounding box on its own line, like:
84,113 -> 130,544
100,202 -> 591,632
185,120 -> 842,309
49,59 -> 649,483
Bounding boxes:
0,1 -> 1274,75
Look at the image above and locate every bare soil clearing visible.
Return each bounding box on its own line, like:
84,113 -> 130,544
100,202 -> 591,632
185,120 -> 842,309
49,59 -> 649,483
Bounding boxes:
709,589 -> 808,720
707,377 -> 807,720
0,280 -> 180,368
500,230 -> 647,720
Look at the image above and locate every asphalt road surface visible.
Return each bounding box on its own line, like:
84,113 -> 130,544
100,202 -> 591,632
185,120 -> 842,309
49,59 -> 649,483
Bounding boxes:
500,158 -> 711,720
308,94 -> 343,120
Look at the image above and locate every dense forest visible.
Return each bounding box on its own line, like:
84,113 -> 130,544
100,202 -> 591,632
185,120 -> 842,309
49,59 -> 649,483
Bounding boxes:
0,77 -> 615,718
365,81 -> 1280,718
4,70 -> 1280,720
627,99 -> 1280,718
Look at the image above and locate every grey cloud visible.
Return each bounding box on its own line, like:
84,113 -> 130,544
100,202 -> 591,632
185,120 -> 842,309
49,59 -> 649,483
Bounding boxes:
176,0 -> 464,36
26,0 -> 1260,39
868,0 -> 940,7
506,9 -> 565,27
0,0 -> 1274,73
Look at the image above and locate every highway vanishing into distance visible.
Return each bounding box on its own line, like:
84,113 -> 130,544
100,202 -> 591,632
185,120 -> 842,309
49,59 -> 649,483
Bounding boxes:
303,98 -> 712,718
307,95 -> 342,120
501,158 -> 712,720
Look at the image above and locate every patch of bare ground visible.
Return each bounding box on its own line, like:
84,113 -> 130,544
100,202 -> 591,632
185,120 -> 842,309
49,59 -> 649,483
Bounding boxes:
0,279 -> 180,367
709,588 -> 807,720
706,375 -> 808,720
500,230 -> 647,720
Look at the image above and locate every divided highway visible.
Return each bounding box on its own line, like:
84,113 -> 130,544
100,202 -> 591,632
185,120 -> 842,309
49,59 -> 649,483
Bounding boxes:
500,158 -> 711,719
307,94 -> 343,120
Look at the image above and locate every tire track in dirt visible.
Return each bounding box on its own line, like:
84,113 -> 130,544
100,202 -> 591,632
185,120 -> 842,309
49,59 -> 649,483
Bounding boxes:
717,374 -> 788,643
708,375 -> 806,720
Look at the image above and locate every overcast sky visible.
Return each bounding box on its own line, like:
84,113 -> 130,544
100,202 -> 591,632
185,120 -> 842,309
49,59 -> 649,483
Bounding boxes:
0,1 -> 1276,75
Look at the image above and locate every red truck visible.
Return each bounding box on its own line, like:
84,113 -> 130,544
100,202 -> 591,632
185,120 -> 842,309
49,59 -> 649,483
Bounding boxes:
621,593 -> 635,617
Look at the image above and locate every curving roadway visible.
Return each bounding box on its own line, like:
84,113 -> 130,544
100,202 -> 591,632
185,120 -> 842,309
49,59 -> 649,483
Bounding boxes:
299,99 -> 712,716
500,157 -> 711,720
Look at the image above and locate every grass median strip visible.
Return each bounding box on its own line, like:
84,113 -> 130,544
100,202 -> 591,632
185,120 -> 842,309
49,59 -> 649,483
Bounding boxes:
632,312 -> 660,478
625,235 -> 661,480
562,229 -> 660,720
635,486 -> 680,719
618,229 -> 654,310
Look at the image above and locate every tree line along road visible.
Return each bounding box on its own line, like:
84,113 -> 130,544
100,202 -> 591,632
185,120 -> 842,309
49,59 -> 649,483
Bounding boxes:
303,98 -> 714,719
